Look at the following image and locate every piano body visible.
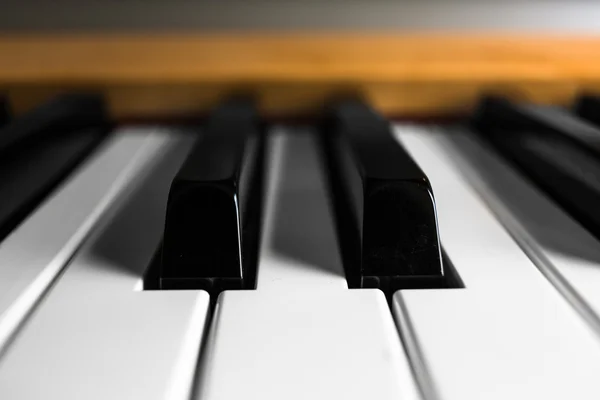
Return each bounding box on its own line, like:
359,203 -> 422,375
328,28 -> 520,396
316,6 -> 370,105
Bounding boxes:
2,3 -> 600,399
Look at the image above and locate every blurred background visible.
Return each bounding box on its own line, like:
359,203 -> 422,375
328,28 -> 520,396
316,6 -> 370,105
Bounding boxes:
1,1 -> 600,32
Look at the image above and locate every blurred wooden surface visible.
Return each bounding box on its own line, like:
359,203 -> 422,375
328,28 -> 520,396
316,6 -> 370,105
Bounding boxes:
2,34 -> 600,118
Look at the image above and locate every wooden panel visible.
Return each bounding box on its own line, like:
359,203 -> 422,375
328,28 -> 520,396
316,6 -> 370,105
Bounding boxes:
0,34 -> 599,117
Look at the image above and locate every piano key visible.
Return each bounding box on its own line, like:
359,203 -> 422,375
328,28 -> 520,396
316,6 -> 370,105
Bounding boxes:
0,94 -> 108,240
196,129 -> 420,400
0,120 -> 106,241
322,100 -> 443,294
0,129 -> 182,354
474,97 -> 600,151
0,128 -> 209,400
255,130 -> 347,289
393,125 -> 600,400
0,93 -> 106,154
160,100 -> 264,292
574,94 -> 600,127
473,98 -> 600,240
439,128 -> 600,334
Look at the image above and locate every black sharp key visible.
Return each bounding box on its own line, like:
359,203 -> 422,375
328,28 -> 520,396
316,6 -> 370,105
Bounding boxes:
474,96 -> 600,153
575,95 -> 600,127
0,93 -> 108,240
321,100 -> 443,294
0,94 -> 105,155
0,129 -> 106,240
472,97 -> 600,240
0,97 -> 9,125
160,99 -> 264,293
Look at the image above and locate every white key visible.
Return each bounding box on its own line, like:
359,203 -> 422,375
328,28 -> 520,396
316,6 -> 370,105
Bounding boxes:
438,128 -> 600,334
255,130 -> 347,290
0,129 -> 181,353
392,125 -> 600,400
196,130 -> 420,400
0,128 -> 210,400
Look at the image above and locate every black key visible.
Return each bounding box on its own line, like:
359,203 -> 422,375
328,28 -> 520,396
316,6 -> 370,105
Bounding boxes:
472,97 -> 600,240
477,96 -> 600,152
575,94 -> 600,127
321,100 -> 443,295
0,94 -> 105,155
160,100 -> 264,293
0,93 -> 108,240
0,97 -> 9,125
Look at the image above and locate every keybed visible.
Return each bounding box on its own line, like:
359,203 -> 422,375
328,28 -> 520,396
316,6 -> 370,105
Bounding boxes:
0,93 -> 600,399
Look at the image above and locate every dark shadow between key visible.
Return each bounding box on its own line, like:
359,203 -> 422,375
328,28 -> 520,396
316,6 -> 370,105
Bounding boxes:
268,131 -> 345,277
88,130 -> 195,279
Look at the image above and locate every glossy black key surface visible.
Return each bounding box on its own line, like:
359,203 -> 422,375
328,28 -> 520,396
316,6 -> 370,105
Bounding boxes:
575,95 -> 600,127
472,97 -> 600,240
321,100 -> 443,294
160,100 -> 264,293
0,94 -> 108,240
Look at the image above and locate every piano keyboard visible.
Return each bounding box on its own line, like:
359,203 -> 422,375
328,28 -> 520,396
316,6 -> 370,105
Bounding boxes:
1,94 -> 600,400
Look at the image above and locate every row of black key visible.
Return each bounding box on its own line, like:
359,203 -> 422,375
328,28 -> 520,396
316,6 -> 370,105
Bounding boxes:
156,94 -> 600,297
157,99 -> 446,296
1,94 -> 444,297
10,92 -> 600,298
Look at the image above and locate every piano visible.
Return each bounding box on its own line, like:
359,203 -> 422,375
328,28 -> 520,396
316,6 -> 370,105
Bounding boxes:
1,32 -> 600,400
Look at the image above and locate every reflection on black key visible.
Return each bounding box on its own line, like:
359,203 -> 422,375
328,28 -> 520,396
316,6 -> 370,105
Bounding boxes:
575,95 -> 600,127
473,97 -> 600,239
0,94 -> 108,240
321,100 -> 443,294
160,100 -> 264,293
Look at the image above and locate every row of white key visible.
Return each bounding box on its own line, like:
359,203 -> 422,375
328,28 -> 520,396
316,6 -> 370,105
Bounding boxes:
0,129 -> 195,355
1,124 -> 600,399
439,127 -> 600,331
394,126 -> 600,400
0,128 -> 210,400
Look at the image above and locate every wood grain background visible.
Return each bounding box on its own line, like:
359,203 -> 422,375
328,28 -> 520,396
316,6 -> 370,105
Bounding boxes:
2,34 -> 600,118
